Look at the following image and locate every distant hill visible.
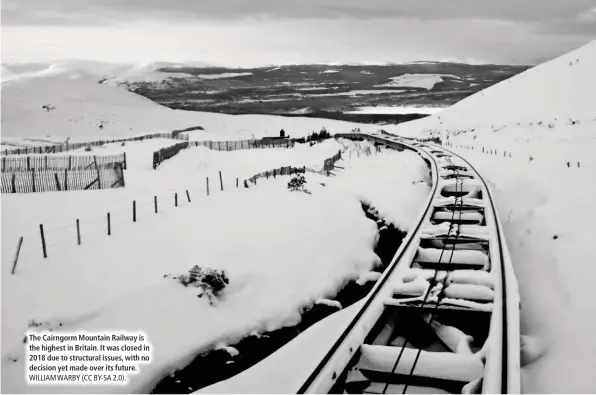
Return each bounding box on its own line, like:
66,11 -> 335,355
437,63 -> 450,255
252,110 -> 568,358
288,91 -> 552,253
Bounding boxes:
119,63 -> 529,122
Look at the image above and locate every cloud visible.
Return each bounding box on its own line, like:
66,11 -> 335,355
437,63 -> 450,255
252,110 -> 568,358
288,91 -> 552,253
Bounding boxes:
2,0 -> 595,65
578,6 -> 596,22
3,17 -> 592,66
5,0 -> 596,25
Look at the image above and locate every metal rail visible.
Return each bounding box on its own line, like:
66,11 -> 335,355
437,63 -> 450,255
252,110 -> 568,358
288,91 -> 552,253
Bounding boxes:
296,132 -> 520,394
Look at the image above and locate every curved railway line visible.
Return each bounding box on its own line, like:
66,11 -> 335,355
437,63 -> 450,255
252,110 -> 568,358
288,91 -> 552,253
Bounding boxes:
296,132 -> 521,394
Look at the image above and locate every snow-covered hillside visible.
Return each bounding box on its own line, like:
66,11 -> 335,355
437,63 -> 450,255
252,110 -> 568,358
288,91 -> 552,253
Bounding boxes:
1,139 -> 430,393
390,40 -> 596,393
1,72 -> 395,144
1,61 -> 204,83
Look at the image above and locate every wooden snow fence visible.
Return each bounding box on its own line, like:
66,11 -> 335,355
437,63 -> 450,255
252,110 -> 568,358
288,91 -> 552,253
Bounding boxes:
153,142 -> 190,169
246,166 -> 307,185
152,138 -> 295,169
1,164 -> 125,193
2,132 -> 188,156
245,149 -> 343,186
191,138 -> 294,151
1,153 -> 126,172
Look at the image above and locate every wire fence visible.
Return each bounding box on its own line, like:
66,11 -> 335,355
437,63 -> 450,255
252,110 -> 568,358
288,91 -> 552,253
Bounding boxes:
2,169 -> 235,274
1,164 -> 125,193
1,153 -> 126,171
246,166 -> 307,185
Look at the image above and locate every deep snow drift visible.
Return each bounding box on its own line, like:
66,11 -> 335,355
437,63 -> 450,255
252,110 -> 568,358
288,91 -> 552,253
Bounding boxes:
1,137 -> 431,393
391,39 -> 596,393
0,138 -> 348,271
199,144 -> 431,393
1,186 -> 380,394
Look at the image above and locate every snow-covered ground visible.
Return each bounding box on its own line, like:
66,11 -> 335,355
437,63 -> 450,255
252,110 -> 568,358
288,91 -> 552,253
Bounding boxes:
387,40 -> 596,393
199,299 -> 366,394
1,136 -> 430,393
198,40 -> 596,394
345,106 -> 446,115
1,139 -> 348,264
248,144 -> 431,231
196,72 -> 253,79
5,37 -> 593,394
192,145 -> 431,394
1,185 -> 380,394
375,73 -> 460,90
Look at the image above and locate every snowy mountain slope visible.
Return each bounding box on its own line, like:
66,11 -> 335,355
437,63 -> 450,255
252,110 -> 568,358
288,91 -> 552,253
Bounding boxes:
1,76 -> 180,141
1,73 -> 396,144
1,60 -> 206,83
397,40 -> 596,132
391,39 -> 596,393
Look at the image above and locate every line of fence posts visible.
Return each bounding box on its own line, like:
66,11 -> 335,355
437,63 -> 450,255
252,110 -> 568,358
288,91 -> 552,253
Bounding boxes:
453,143 -> 581,168
15,156 -> 344,266
2,132 -> 188,156
14,140 -> 413,265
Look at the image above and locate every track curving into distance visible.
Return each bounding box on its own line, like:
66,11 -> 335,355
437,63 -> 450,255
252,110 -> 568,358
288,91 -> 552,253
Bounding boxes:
296,132 -> 521,395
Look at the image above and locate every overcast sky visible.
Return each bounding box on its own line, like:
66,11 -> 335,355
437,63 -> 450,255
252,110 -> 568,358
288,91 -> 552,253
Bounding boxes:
2,0 -> 596,66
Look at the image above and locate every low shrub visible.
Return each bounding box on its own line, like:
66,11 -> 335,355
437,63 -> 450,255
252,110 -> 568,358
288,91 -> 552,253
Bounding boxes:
166,265 -> 230,305
287,174 -> 309,194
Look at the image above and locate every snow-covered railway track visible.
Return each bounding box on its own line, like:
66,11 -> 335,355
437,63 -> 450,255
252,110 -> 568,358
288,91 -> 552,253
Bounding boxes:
297,133 -> 521,394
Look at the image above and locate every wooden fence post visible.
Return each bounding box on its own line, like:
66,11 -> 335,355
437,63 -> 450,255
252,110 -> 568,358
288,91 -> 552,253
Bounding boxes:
133,200 -> 136,222
94,155 -> 101,189
54,173 -> 61,191
175,192 -> 178,207
76,219 -> 81,245
31,169 -> 36,193
123,152 -> 127,170
236,178 -> 239,188
219,171 -> 224,191
69,155 -> 72,170
39,224 -> 47,258
186,190 -> 191,203
64,169 -> 68,191
27,156 -> 30,171
11,173 -> 16,193
107,213 -> 111,236
206,177 -> 210,196
154,196 -> 158,213
11,237 -> 24,275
